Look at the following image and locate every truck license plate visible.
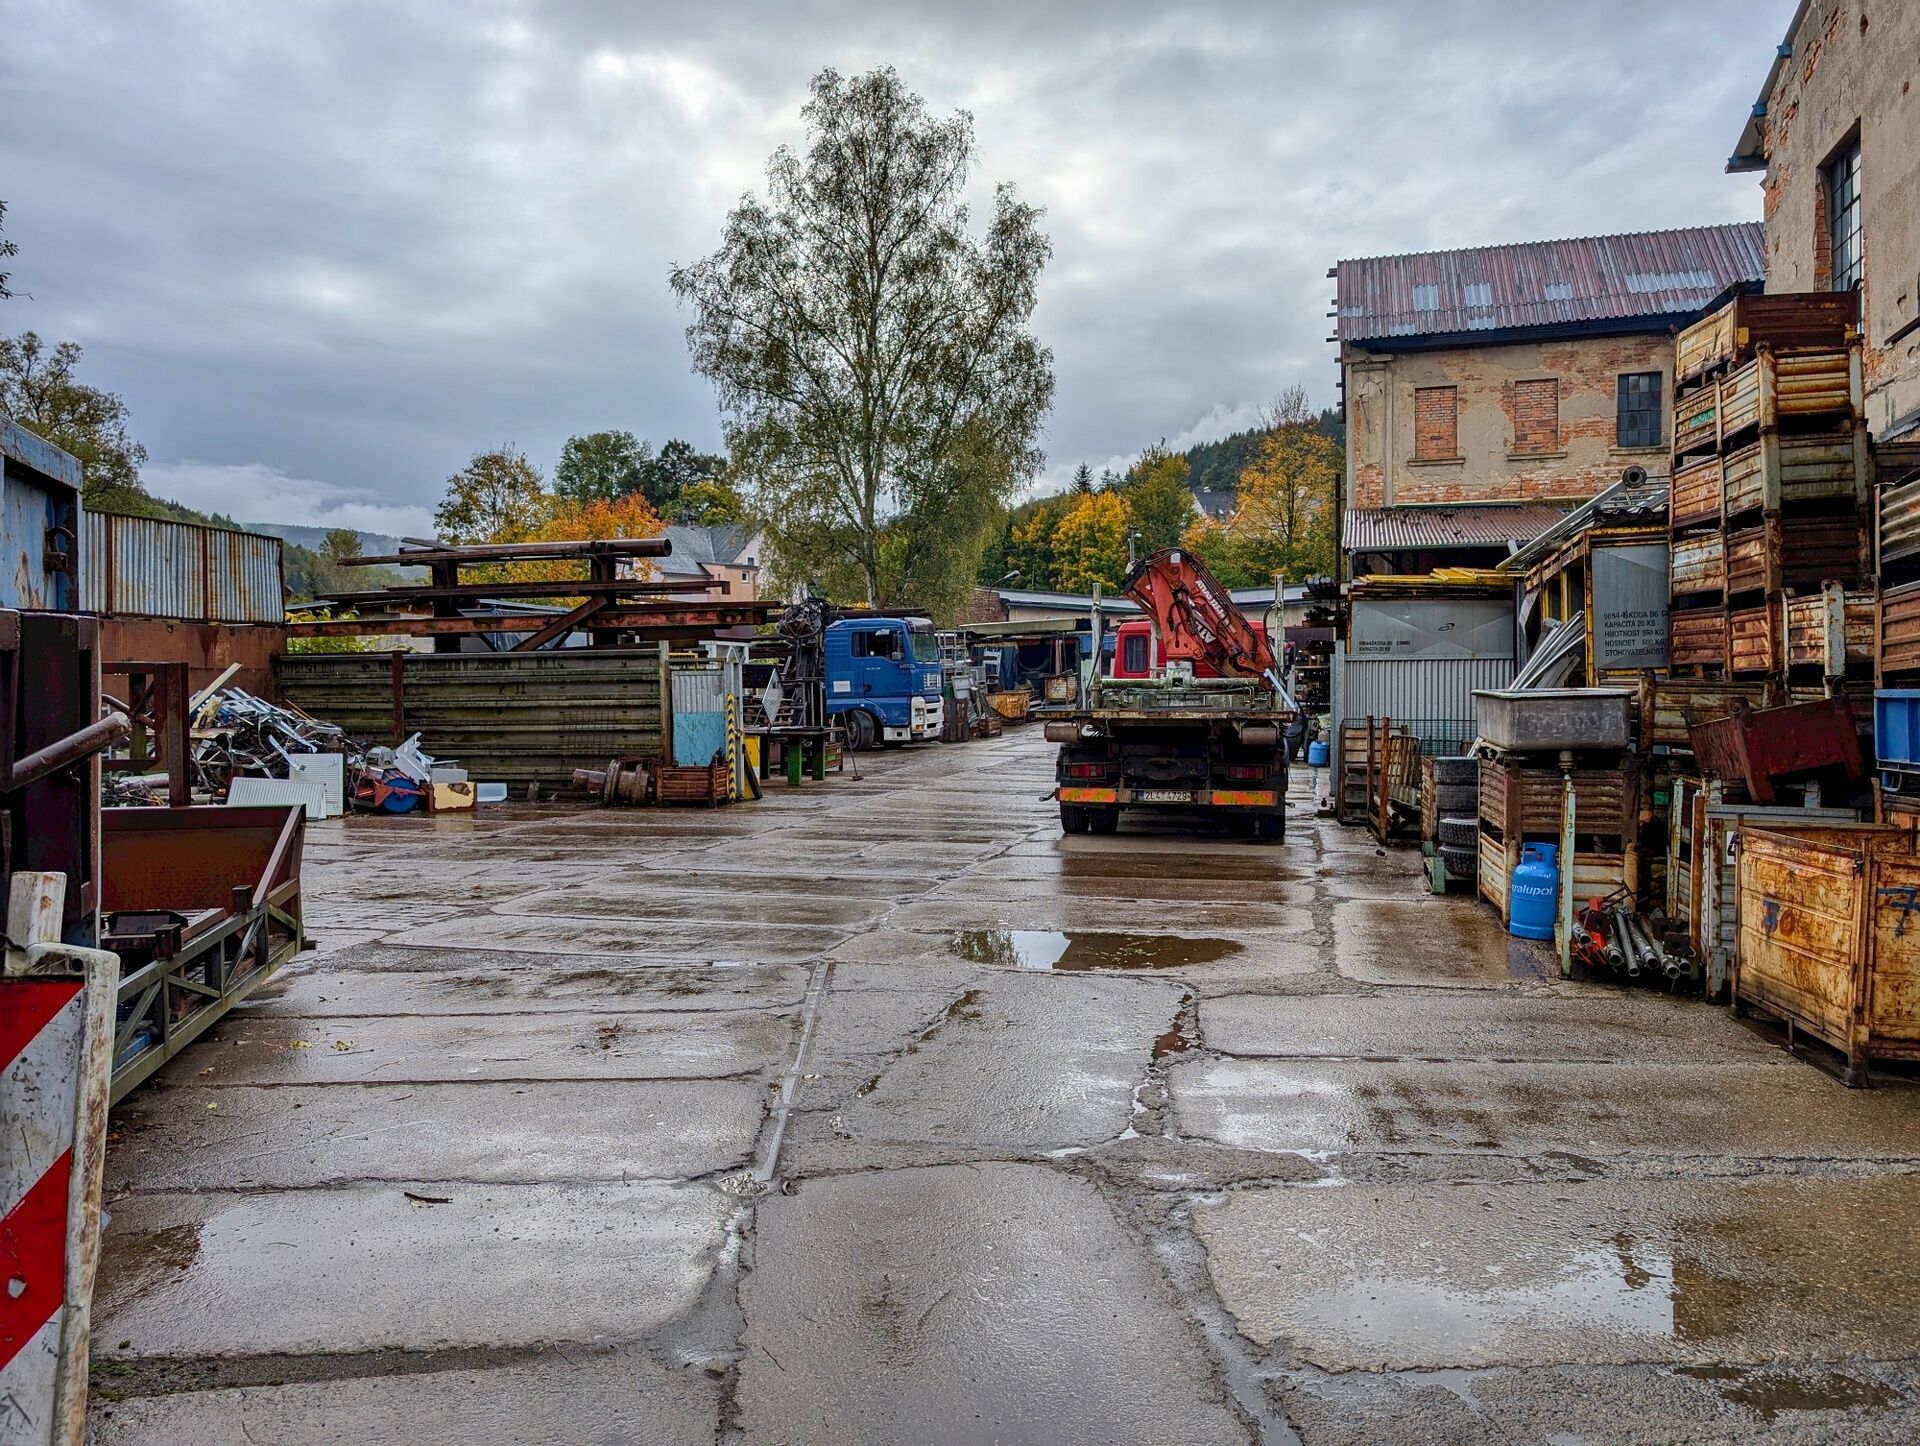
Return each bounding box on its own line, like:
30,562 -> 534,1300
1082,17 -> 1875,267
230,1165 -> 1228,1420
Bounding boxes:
1135,789 -> 1193,803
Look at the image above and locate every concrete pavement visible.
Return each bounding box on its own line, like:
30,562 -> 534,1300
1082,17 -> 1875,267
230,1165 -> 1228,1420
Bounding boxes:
89,727 -> 1920,1443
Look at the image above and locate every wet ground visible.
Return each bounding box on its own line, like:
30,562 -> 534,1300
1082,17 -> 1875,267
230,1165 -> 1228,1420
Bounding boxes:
88,727 -> 1920,1443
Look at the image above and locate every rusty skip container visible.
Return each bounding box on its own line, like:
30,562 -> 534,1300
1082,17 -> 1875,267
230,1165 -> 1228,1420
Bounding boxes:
1734,823 -> 1920,1085
1688,696 -> 1864,802
81,512 -> 285,623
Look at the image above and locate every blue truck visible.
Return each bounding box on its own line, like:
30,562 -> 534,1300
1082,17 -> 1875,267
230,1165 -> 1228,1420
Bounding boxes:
824,616 -> 945,750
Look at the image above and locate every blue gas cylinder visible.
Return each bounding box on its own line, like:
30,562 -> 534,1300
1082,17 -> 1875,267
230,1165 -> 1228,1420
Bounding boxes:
1508,842 -> 1558,940
1306,740 -> 1330,768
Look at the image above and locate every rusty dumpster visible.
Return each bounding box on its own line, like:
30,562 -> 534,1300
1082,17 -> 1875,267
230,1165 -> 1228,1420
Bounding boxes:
1688,696 -> 1864,803
1734,823 -> 1920,1085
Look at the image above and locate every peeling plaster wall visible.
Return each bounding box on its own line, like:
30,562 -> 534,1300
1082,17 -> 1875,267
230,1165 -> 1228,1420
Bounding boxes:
1343,333 -> 1674,510
1756,0 -> 1920,434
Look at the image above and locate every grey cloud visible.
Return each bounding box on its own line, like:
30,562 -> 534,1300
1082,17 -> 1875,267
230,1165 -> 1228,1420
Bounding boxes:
0,0 -> 1781,520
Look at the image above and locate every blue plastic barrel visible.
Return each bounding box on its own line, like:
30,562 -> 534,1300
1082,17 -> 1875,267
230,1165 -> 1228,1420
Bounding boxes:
1508,841 -> 1558,940
1306,740 -> 1330,768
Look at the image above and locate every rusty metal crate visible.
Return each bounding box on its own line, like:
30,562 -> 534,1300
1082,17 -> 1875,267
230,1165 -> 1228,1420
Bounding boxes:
1670,604 -> 1729,670
1721,430 -> 1868,519
1734,824 -> 1920,1085
1669,455 -> 1723,531
1728,602 -> 1782,676
1723,514 -> 1864,599
1637,676 -> 1777,749
1669,530 -> 1725,597
1672,388 -> 1722,458
1477,755 -> 1637,842
1879,470 -> 1920,570
1784,585 -> 1874,675
1879,580 -> 1920,681
1767,345 -> 1862,425
1674,291 -> 1859,384
655,757 -> 730,806
1717,357 -> 1763,439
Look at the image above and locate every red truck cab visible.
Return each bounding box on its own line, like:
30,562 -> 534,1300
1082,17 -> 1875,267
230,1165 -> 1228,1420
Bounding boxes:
1110,618 -> 1271,680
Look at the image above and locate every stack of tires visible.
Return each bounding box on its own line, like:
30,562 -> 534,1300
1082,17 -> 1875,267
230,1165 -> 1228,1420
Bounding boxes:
1431,755 -> 1478,883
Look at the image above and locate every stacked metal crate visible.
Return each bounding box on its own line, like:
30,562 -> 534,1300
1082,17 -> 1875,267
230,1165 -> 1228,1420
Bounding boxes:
1667,293 -> 1869,683
1875,438 -> 1920,797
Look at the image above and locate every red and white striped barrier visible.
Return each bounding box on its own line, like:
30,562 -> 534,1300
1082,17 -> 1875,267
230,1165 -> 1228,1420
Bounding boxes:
1,928 -> 116,1446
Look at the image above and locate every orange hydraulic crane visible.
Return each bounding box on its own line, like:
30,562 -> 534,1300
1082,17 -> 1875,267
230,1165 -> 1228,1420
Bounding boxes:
1120,547 -> 1297,708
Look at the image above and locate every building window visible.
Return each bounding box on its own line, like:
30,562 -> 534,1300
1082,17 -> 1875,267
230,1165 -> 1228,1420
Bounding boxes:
1826,139 -> 1863,292
1617,372 -> 1663,449
1122,632 -> 1149,674
1512,378 -> 1560,454
1413,386 -> 1458,460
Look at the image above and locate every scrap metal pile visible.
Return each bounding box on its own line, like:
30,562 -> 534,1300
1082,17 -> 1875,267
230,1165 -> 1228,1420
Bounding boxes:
1570,892 -> 1701,990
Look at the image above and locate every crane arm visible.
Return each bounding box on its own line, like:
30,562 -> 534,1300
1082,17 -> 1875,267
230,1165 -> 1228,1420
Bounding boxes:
1121,547 -> 1297,709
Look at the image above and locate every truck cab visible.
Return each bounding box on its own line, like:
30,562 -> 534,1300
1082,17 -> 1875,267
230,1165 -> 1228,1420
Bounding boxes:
824,617 -> 945,750
1110,618 -> 1272,680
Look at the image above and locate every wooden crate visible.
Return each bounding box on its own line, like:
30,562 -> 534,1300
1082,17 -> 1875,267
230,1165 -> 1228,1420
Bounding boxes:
1879,579 -> 1920,680
1729,603 -> 1782,675
1671,605 -> 1729,669
1722,430 -> 1868,519
1476,829 -> 1631,925
1734,823 -> 1920,1084
1669,454 -> 1723,531
1784,586 -> 1874,675
1477,825 -> 1512,923
1478,755 -> 1636,841
1669,530 -> 1725,597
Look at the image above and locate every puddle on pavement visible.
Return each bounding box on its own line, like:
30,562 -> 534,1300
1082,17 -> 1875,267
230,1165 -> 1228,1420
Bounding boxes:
947,929 -> 1243,972
1677,1365 -> 1898,1421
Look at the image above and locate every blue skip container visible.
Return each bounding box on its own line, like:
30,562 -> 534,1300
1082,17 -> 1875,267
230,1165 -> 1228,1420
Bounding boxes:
1877,689 -> 1920,770
1508,841 -> 1559,940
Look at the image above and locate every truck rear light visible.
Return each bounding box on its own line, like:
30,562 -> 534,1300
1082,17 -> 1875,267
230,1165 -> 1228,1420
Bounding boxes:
1226,764 -> 1266,781
1066,763 -> 1107,779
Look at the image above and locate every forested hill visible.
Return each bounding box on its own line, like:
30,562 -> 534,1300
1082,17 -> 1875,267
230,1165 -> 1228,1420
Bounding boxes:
1182,407 -> 1344,497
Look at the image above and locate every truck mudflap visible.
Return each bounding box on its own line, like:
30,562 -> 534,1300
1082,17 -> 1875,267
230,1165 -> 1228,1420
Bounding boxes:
1057,785 -> 1279,808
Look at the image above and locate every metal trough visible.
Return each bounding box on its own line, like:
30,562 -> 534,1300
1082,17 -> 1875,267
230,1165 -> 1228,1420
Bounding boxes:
1473,689 -> 1634,753
100,804 -> 305,1102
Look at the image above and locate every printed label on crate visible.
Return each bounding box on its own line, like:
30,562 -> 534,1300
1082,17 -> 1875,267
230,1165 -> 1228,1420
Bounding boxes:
1592,542 -> 1670,671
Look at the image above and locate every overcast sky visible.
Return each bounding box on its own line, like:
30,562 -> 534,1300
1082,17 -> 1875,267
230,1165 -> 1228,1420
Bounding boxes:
2,0 -> 1785,536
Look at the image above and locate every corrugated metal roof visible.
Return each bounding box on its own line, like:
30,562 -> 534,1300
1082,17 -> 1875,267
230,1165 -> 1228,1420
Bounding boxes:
1499,479 -> 1671,574
1344,505 -> 1568,553
1335,223 -> 1765,345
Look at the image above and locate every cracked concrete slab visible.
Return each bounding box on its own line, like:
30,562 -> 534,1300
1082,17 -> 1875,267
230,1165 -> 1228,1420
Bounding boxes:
95,1181 -> 730,1358
1195,1175 -> 1920,1370
736,1163 -> 1245,1443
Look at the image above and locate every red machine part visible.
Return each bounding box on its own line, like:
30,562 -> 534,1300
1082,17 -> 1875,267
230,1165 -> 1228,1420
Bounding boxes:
1120,547 -> 1279,681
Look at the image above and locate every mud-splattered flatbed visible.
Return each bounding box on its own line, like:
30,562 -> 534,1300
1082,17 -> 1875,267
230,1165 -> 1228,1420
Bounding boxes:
89,729 -> 1920,1443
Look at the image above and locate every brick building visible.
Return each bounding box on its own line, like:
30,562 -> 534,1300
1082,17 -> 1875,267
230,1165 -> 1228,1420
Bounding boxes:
1729,0 -> 1920,439
1332,225 -> 1765,576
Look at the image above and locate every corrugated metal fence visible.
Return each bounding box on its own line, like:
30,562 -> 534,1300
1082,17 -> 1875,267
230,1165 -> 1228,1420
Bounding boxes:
279,649 -> 664,789
81,513 -> 284,623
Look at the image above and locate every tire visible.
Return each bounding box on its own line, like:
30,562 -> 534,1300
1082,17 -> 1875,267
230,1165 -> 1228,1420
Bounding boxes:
1434,782 -> 1477,813
1060,803 -> 1090,834
1432,755 -> 1477,785
1252,812 -> 1286,842
1440,842 -> 1478,877
1088,806 -> 1120,835
1437,814 -> 1478,849
845,710 -> 876,752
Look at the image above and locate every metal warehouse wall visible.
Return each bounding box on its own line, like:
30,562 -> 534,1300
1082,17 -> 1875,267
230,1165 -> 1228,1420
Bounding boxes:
82,513 -> 285,623
279,649 -> 664,789
1334,653 -> 1516,748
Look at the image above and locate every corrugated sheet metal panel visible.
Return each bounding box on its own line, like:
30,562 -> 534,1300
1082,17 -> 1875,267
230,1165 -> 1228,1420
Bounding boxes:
1335,222 -> 1765,344
1339,656 -> 1514,746
80,513 -> 284,623
1345,505 -> 1568,553
2,421 -> 84,611
279,649 -> 663,789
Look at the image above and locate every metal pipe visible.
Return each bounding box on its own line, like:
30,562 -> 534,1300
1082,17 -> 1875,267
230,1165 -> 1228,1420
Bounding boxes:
2,712 -> 130,792
1613,913 -> 1640,977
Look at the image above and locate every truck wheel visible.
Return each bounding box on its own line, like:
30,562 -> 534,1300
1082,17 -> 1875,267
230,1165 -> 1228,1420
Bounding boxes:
1060,803 -> 1090,834
1088,806 -> 1120,835
1253,812 -> 1286,842
845,711 -> 876,752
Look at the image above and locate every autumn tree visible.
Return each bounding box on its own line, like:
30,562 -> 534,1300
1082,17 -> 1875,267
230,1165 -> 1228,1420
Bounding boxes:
554,430 -> 653,506
1232,385 -> 1340,582
672,66 -> 1054,613
433,446 -> 548,544
0,331 -> 150,508
1052,491 -> 1133,594
1002,491 -> 1075,590
1124,443 -> 1196,555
